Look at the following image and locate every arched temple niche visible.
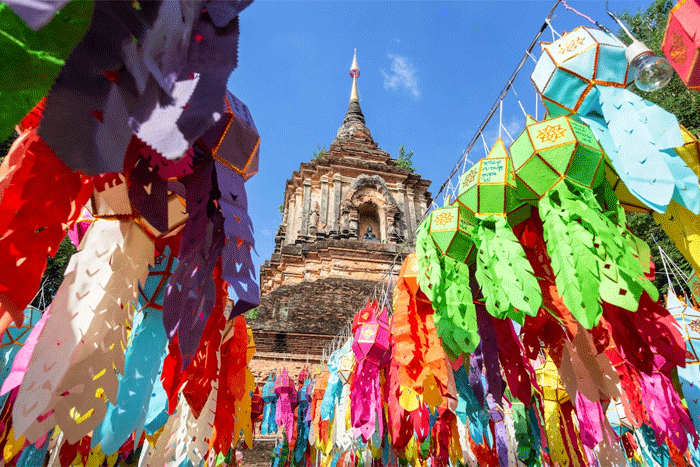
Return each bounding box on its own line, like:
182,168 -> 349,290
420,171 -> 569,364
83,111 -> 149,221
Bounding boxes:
340,174 -> 403,242
358,202 -> 381,241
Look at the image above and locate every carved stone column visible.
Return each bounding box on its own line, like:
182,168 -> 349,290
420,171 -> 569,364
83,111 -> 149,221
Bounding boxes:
405,187 -> 417,241
284,189 -> 295,246
331,173 -> 342,238
292,186 -> 303,244
397,185 -> 409,240
319,175 -> 329,238
300,180 -> 312,240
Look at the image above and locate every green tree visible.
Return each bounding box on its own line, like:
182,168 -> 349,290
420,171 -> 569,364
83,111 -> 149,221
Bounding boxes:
618,0 -> 700,135
31,236 -> 77,309
0,130 -> 76,308
0,129 -> 18,165
615,1 -> 700,294
626,212 -> 691,296
396,145 -> 415,172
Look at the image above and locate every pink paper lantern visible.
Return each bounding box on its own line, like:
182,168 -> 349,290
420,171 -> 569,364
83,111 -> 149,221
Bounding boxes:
662,0 -> 700,90
352,305 -> 391,366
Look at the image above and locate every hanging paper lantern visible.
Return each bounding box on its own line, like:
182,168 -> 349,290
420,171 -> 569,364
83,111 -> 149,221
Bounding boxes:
351,304 -> 391,442
428,205 -> 476,264
352,306 -> 391,366
457,138 -> 530,226
275,368 -> 296,438
532,27 -> 629,116
662,0 -> 700,90
251,386 -> 264,423
199,92 -> 260,181
509,115 -> 605,202
261,374 -> 278,435
337,342 -> 356,385
532,26 -> 699,215
667,290 -> 700,436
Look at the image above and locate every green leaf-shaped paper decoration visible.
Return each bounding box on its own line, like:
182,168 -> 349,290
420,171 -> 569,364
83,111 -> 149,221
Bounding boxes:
540,183 -> 603,329
540,180 -> 658,329
416,214 -> 479,359
439,255 -> 479,358
416,214 -> 442,305
473,216 -> 541,325
0,0 -> 93,141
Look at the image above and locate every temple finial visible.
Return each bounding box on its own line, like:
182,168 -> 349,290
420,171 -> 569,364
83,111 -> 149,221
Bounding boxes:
344,49 -> 364,124
334,49 -> 371,143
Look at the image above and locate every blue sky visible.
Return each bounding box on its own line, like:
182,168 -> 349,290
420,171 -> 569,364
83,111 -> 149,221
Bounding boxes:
227,0 -> 655,274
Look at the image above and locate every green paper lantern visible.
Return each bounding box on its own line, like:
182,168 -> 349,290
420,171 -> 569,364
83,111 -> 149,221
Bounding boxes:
509,115 -> 605,202
428,205 -> 476,264
457,138 -> 530,227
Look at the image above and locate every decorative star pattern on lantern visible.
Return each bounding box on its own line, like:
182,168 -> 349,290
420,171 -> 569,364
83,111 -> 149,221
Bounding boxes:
457,138 -> 530,228
532,26 -> 700,216
428,205 -> 476,264
662,0 -> 700,90
509,115 -> 605,202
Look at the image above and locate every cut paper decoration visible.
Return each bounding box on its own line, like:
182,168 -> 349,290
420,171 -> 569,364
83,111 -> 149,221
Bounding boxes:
0,0 -> 92,142
13,177 -> 154,443
531,26 -> 700,215
3,0 -> 72,30
163,266 -> 228,418
91,249 -> 176,455
37,0 -> 250,174
0,126 -> 92,328
211,316 -> 255,453
275,368 -> 296,439
351,302 -> 391,442
667,290 -> 700,435
215,165 -> 259,318
0,306 -> 49,397
538,180 -> 656,328
458,138 -> 530,227
163,158 -> 225,369
473,215 -> 541,325
417,218 -> 479,358
261,374 -> 278,435
0,306 -> 42,408
662,0 -> 700,90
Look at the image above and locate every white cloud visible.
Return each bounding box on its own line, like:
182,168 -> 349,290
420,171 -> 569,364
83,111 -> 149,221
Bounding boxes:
481,115 -> 524,149
381,53 -> 420,100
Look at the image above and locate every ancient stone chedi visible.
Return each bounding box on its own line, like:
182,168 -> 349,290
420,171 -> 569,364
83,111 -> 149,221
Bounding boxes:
249,52 -> 431,378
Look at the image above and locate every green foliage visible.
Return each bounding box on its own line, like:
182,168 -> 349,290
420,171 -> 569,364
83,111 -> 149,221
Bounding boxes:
0,130 -> 74,309
245,307 -> 259,320
0,129 -> 18,165
473,216 -> 541,324
396,145 -> 415,172
31,235 -> 77,309
312,144 -> 328,160
611,1 -> 698,294
617,0 -> 700,136
626,212 -> 692,295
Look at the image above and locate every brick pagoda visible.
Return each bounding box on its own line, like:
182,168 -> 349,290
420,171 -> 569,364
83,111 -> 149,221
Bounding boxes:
248,51 -> 432,381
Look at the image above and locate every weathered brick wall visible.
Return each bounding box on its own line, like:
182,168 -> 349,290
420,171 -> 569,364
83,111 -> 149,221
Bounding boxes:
250,277 -> 381,335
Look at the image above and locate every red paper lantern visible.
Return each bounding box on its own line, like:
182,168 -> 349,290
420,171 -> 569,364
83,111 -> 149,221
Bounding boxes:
662,0 -> 700,90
